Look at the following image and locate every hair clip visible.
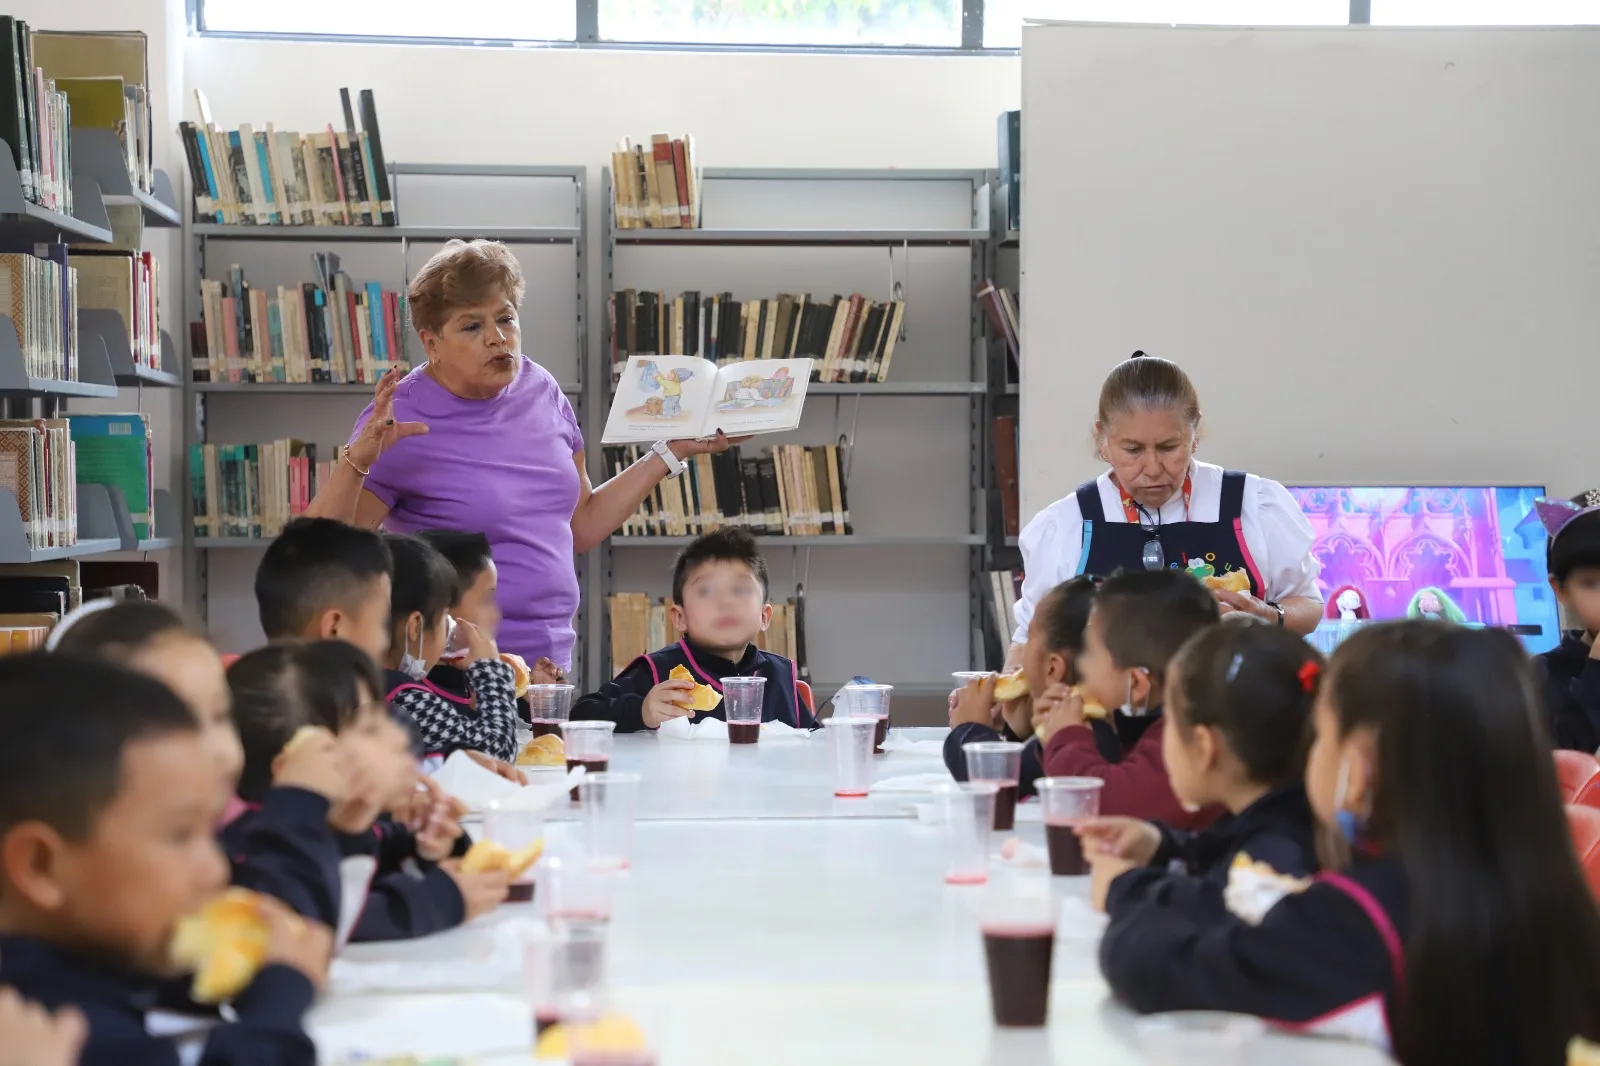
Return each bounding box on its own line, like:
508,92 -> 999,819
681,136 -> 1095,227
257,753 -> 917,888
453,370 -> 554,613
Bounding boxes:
1225,653 -> 1244,684
1534,492 -> 1600,543
1297,660 -> 1321,693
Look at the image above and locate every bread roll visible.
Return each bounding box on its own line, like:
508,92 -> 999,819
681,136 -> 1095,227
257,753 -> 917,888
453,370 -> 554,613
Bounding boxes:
169,888 -> 272,1003
668,664 -> 721,712
516,733 -> 566,767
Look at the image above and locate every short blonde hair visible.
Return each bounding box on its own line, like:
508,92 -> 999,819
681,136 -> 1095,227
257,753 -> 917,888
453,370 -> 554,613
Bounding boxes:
407,239 -> 526,335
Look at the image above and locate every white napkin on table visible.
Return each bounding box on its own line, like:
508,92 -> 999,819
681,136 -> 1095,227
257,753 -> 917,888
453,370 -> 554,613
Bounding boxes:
878,733 -> 947,756
870,772 -> 958,793
657,715 -> 728,740
428,750 -> 582,813
328,915 -> 539,995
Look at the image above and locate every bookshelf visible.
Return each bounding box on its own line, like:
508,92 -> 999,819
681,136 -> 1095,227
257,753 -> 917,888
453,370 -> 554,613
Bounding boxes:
181,163 -> 589,673
592,166 -> 996,704
979,167 -> 1024,663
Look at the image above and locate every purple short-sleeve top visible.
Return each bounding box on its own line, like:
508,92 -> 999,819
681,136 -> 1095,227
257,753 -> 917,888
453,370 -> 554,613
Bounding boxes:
350,357 -> 583,669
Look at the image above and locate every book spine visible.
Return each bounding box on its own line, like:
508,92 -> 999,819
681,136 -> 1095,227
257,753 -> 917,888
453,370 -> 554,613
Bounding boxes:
358,90 -> 397,225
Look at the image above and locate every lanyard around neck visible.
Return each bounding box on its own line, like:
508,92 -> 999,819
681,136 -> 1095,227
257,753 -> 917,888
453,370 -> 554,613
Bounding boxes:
1111,473 -> 1193,526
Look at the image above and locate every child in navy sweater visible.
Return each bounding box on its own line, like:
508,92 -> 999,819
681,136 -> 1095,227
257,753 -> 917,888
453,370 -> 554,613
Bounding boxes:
0,654 -> 327,1066
228,642 -> 510,943
1037,569 -> 1222,829
1099,622 -> 1600,1064
1535,494 -> 1600,752
573,527 -> 816,731
946,576 -> 1096,799
1082,622 -> 1321,922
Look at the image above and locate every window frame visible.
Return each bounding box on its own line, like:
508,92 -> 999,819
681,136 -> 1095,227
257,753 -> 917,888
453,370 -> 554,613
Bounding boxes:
188,0 -> 1371,52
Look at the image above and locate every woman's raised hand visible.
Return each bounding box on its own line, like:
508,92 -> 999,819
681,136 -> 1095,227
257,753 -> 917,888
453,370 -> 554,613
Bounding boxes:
347,366 -> 430,470
666,430 -> 751,458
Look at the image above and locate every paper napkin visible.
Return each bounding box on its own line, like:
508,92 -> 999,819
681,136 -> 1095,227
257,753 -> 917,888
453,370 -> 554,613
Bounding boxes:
428,750 -> 582,813
878,733 -> 947,756
869,772 -> 959,793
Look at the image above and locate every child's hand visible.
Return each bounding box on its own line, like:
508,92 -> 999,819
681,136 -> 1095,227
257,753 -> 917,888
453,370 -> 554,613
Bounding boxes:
531,657 -> 566,685
465,749 -> 527,785
1033,683 -> 1086,740
643,680 -> 697,729
950,676 -> 998,729
997,692 -> 1034,739
272,728 -> 347,805
439,860 -> 512,920
256,896 -> 334,989
1089,851 -> 1139,913
1076,817 -> 1162,866
456,618 -> 499,664
413,799 -> 464,862
327,748 -> 386,835
0,988 -> 85,1066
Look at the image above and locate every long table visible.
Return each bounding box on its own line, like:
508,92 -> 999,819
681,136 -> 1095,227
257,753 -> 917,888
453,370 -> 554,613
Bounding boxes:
311,729 -> 1394,1065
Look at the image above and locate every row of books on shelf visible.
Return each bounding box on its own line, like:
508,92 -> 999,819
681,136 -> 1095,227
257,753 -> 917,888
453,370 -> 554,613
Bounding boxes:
189,440 -> 332,540
978,279 -> 1020,371
0,414 -> 158,549
0,246 -> 78,381
179,88 -> 395,227
610,134 -> 700,230
992,413 -> 1020,538
608,290 -> 906,385
988,567 -> 1023,648
190,256 -> 407,384
0,561 -> 160,657
606,592 -> 805,675
78,249 -> 162,373
0,19 -> 76,216
605,443 -> 853,538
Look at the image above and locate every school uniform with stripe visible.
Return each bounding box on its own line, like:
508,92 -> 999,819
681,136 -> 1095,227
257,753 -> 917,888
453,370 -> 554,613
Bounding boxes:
572,638 -> 816,732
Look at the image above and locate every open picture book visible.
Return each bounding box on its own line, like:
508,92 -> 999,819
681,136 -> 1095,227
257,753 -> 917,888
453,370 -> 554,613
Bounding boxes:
602,356 -> 813,444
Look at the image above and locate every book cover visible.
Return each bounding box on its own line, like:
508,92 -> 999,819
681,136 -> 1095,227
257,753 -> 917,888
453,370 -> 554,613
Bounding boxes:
67,413 -> 150,538
602,356 -> 812,444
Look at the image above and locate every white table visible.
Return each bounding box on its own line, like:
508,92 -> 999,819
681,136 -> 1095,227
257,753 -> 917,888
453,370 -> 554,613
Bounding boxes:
312,730 -> 1394,1066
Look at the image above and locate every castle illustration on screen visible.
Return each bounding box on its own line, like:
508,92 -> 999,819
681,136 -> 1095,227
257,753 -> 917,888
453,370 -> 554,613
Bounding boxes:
1287,485 -> 1560,654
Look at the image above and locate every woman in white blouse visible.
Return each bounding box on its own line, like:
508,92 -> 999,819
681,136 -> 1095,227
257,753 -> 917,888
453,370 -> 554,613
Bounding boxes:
1012,353 -> 1323,650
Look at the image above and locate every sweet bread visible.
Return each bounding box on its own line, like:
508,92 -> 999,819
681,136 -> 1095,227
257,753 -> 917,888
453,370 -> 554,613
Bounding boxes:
1203,570 -> 1252,595
1224,851 -> 1311,925
992,670 -> 1029,702
516,733 -> 566,767
502,652 -> 532,698
460,838 -> 544,878
535,1014 -> 648,1061
1569,1037 -> 1600,1066
280,724 -> 332,757
169,888 -> 273,1003
668,664 -> 721,712
1074,688 -> 1109,720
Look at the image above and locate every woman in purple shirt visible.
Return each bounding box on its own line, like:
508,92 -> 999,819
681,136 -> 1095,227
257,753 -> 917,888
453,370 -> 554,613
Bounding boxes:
307,239 -> 734,674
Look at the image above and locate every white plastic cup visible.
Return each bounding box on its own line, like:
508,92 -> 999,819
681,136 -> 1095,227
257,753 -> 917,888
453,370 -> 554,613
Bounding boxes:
721,676 -> 765,745
580,771 -> 641,872
936,781 -> 999,885
523,920 -> 608,1038
823,716 -> 878,797
561,720 -> 617,802
482,803 -> 545,903
538,854 -> 616,926
837,683 -> 893,753
980,877 -> 1058,1027
1036,777 -> 1103,877
528,684 -> 576,738
964,740 -> 1025,832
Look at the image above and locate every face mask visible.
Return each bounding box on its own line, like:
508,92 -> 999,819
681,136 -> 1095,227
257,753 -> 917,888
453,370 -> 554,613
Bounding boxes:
399,623 -> 428,681
1121,670 -> 1151,717
1331,751 -> 1366,844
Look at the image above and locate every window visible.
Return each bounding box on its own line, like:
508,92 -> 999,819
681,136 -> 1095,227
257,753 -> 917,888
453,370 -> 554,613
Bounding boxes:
1372,0 -> 1600,23
199,0 -> 577,40
597,0 -> 965,47
985,0 -> 1350,48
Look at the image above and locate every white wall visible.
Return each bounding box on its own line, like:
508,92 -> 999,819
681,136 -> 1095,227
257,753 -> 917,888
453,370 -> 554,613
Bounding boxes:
1019,23 -> 1600,523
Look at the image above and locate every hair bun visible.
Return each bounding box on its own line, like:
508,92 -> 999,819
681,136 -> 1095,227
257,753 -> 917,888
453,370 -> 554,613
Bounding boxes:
1129,350 -> 1148,360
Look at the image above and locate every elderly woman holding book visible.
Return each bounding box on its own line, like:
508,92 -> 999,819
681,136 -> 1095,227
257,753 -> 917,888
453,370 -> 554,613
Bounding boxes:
307,239 -> 737,675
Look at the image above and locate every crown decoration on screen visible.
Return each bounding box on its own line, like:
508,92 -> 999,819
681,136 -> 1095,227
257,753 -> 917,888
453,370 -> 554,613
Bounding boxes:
1534,490 -> 1600,542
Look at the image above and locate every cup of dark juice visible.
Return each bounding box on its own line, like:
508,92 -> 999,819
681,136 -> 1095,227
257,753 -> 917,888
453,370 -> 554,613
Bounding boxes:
528,684 -> 576,739
980,879 -> 1057,1027
721,676 -> 765,744
1037,777 -> 1103,876
837,683 -> 892,753
561,721 -> 617,802
483,802 -> 545,903
522,920 -> 607,1040
963,741 -> 1024,831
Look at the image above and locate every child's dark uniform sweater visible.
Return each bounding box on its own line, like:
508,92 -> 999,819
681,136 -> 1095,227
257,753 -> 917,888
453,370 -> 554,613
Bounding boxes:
337,813 -> 469,942
1101,853 -> 1408,1050
943,723 -> 1045,799
1108,783 -> 1318,922
0,934 -> 314,1066
572,638 -> 816,732
1043,708 -> 1220,830
217,786 -> 342,928
1535,634 -> 1600,752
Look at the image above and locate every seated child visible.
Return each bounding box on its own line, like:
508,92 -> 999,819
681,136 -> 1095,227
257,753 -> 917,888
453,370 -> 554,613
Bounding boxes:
0,653 -> 328,1065
573,527 -> 817,731
1082,622 -> 1322,923
1098,622 -> 1600,1062
946,577 -> 1096,799
382,533 -> 520,764
1536,495 -> 1600,752
228,642 -> 508,942
50,601 -> 343,931
1038,569 -> 1221,828
256,516 -> 394,665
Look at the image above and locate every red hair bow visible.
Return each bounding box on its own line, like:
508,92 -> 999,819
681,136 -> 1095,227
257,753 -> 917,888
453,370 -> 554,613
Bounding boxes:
1298,660 -> 1321,693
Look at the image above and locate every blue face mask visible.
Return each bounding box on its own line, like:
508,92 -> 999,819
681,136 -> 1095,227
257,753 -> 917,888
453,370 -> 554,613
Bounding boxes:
1332,752 -> 1366,844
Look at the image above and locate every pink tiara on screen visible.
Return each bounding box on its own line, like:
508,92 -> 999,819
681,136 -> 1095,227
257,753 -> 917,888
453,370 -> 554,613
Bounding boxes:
1534,490 -> 1600,541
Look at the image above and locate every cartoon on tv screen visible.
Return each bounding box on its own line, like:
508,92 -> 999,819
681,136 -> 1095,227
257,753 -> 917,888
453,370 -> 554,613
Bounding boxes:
1287,485 -> 1560,654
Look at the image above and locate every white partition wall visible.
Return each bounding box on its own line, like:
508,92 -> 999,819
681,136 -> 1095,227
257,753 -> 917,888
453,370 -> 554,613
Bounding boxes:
1018,23 -> 1600,522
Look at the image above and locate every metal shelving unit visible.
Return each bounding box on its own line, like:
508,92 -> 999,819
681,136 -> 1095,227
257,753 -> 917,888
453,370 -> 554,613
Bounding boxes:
182,163 -> 589,675
593,166 -> 994,695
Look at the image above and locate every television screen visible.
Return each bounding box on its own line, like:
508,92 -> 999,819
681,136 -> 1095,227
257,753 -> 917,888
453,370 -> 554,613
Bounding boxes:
1286,484 -> 1560,655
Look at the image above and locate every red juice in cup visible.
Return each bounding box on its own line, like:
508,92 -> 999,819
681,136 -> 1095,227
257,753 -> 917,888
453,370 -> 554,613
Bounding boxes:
1037,777 -> 1104,877
964,741 -> 1024,831
527,685 -> 575,739
837,684 -> 892,753
566,758 -> 609,802
982,924 -> 1056,1027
